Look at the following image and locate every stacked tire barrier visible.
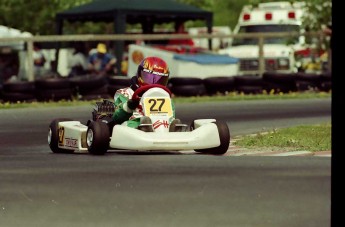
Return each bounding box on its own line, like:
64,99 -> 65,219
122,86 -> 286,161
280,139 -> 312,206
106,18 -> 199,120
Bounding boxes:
35,77 -> 73,101
203,77 -> 236,95
168,77 -> 207,97
107,76 -> 131,97
0,72 -> 332,103
69,74 -> 111,100
1,81 -> 36,102
234,75 -> 263,94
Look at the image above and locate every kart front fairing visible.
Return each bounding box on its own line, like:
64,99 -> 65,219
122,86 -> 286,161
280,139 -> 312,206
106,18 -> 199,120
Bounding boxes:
109,87 -> 221,151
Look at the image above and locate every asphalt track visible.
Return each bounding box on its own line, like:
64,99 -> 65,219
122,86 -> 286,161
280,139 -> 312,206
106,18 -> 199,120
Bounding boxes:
0,98 -> 331,227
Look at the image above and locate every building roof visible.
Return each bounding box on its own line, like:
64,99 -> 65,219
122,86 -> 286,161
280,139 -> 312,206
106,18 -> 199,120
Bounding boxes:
55,0 -> 213,75
56,0 -> 212,24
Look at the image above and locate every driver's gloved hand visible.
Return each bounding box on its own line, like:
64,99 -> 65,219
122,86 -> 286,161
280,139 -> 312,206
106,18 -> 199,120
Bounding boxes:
127,99 -> 140,110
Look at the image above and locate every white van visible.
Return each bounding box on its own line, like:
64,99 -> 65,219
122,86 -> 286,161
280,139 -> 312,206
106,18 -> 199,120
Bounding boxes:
188,26 -> 232,51
218,1 -> 318,75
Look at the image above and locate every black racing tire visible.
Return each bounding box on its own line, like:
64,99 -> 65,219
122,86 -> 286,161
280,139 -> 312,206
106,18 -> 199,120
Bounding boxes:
2,92 -> 36,102
319,81 -> 332,92
194,121 -> 230,155
168,77 -> 203,86
36,88 -> 73,101
79,93 -> 112,101
86,121 -> 110,155
320,72 -> 331,82
170,84 -> 207,97
262,72 -> 297,92
3,81 -> 35,93
0,84 -> 3,99
107,76 -> 131,86
234,75 -> 263,86
48,118 -> 74,154
262,81 -> 295,93
295,73 -> 320,91
69,74 -> 108,90
235,85 -> 263,94
203,77 -> 235,94
78,84 -> 109,95
35,77 -> 71,89
295,72 -> 321,83
295,81 -> 315,91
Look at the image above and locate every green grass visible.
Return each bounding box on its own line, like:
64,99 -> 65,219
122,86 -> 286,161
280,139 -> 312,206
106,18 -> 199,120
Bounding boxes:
173,91 -> 331,103
234,123 -> 331,152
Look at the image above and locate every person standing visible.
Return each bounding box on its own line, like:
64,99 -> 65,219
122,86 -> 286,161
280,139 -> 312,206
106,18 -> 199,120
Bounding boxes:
67,43 -> 88,77
168,23 -> 194,46
87,43 -> 117,75
33,43 -> 47,78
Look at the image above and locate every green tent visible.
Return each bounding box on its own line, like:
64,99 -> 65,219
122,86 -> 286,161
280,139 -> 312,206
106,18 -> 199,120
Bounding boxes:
56,0 -> 213,73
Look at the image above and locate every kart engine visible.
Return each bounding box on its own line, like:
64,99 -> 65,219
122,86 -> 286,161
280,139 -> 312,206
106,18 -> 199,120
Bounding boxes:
92,99 -> 115,121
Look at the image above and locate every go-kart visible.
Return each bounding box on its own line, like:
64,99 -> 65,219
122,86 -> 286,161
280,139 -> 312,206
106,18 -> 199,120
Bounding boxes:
48,84 -> 230,155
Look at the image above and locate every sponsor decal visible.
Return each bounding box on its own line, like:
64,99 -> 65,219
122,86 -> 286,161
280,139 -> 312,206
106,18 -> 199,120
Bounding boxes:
58,126 -> 64,145
64,138 -> 78,148
132,50 -> 144,64
142,68 -> 169,76
153,120 -> 169,129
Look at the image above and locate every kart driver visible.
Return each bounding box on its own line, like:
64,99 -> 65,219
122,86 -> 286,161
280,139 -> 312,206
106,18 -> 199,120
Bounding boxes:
111,56 -> 179,131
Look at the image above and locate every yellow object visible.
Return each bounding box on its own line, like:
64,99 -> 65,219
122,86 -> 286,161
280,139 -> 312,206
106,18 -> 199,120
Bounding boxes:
97,43 -> 107,54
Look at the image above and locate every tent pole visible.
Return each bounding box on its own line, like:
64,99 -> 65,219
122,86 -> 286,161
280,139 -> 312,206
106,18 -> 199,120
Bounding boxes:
114,11 -> 126,75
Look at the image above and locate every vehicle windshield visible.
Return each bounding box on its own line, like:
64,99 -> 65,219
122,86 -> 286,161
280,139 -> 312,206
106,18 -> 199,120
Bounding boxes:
232,24 -> 300,46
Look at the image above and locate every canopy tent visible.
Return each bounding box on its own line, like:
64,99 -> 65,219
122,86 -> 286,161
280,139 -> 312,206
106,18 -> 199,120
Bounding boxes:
55,0 -> 213,74
0,25 -> 32,51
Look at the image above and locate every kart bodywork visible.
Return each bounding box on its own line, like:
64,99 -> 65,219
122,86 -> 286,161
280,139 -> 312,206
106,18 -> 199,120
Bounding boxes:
48,85 -> 230,155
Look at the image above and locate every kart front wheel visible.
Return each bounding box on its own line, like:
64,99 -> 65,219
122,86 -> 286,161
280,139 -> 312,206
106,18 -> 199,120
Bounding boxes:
87,121 -> 110,155
194,121 -> 230,155
48,118 -> 74,153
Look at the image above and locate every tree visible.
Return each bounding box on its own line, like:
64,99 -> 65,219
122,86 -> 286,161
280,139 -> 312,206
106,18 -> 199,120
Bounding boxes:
0,0 -> 332,35
178,0 -> 332,32
0,0 -> 92,35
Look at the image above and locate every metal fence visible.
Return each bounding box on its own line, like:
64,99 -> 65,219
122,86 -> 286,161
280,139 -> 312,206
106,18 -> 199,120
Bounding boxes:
0,31 -> 327,81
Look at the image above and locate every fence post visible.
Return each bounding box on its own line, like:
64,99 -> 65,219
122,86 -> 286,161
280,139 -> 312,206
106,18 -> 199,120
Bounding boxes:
258,36 -> 264,77
26,41 -> 34,81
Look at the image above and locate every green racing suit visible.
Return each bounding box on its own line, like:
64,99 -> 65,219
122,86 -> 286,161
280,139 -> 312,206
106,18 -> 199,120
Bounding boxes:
112,87 -> 176,128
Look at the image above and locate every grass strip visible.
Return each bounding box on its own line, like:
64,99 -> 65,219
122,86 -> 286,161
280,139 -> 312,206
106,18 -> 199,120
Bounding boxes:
234,123 -> 331,152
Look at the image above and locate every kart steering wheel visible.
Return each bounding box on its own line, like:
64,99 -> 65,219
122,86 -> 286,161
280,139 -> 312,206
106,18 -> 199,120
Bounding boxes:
132,84 -> 172,101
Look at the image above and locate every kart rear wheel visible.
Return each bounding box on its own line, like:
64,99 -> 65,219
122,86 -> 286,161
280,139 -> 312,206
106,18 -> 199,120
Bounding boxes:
194,121 -> 230,155
87,121 -> 110,155
48,118 -> 74,153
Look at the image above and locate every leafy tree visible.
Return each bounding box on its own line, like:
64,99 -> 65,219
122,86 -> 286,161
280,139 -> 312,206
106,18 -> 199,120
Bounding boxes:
0,0 -> 332,35
0,0 -> 92,35
178,0 -> 331,32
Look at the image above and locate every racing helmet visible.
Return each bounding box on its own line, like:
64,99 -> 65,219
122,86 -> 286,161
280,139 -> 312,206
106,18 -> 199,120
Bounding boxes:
136,56 -> 170,87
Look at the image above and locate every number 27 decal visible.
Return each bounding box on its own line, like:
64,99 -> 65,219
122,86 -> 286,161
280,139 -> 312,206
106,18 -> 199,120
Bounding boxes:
144,98 -> 173,117
148,98 -> 165,111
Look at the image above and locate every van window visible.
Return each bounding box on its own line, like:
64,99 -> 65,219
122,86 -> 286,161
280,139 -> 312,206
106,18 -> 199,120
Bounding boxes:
232,24 -> 300,46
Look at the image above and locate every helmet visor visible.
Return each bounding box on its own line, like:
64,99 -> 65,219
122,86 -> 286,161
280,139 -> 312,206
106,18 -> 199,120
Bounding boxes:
140,69 -> 169,86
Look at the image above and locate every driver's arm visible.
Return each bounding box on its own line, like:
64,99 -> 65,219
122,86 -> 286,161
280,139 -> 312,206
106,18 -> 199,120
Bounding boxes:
112,94 -> 132,124
112,89 -> 140,124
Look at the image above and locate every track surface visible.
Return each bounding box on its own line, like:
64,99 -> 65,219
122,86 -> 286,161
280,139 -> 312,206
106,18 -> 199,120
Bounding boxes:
0,98 -> 331,227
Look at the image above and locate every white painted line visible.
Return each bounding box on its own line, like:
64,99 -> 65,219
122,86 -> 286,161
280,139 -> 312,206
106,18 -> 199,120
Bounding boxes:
314,154 -> 332,157
270,151 -> 313,156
